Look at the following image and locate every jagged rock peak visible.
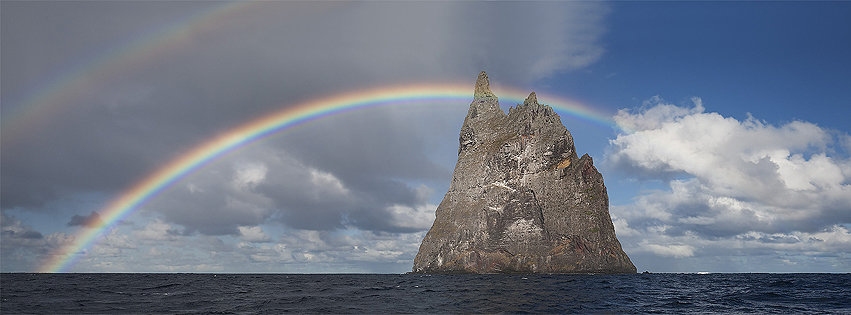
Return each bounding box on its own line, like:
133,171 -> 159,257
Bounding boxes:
474,71 -> 495,99
524,92 -> 538,106
465,71 -> 502,121
413,73 -> 636,274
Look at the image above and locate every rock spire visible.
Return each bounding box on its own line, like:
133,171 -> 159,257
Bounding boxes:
413,72 -> 635,274
474,71 -> 495,99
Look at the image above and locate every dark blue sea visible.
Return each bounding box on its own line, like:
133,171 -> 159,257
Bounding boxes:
2,273 -> 849,314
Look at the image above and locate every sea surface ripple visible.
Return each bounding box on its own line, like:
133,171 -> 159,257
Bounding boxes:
1,273 -> 849,313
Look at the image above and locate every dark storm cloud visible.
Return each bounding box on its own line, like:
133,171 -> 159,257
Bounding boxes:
67,211 -> 104,227
150,179 -> 271,236
2,1 -> 606,213
0,1 -> 204,107
255,108 -> 452,233
277,109 -> 452,184
145,125 -> 438,236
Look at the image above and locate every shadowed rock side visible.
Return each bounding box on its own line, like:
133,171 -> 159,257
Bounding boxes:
413,72 -> 636,274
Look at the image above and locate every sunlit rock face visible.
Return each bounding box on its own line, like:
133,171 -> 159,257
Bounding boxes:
413,72 -> 635,274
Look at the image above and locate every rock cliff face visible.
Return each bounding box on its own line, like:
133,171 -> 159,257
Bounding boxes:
413,72 -> 635,274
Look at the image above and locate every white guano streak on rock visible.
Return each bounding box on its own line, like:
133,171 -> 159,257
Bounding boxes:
507,218 -> 543,240
490,181 -> 516,192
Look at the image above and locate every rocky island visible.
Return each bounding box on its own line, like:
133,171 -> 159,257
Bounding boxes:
413,72 -> 636,274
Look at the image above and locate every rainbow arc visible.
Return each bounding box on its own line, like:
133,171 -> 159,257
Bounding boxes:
38,84 -> 616,272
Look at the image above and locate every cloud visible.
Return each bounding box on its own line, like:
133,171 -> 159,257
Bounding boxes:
307,169 -> 351,199
238,226 -> 271,243
67,211 -> 104,228
608,96 -> 851,270
1,213 -> 77,271
1,1 -> 608,209
383,203 -> 438,231
142,142 -> 440,236
2,213 -> 44,240
231,163 -> 268,191
641,243 -> 695,258
134,219 -> 182,241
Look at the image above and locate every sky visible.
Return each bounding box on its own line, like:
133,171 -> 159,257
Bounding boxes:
2,1 -> 849,273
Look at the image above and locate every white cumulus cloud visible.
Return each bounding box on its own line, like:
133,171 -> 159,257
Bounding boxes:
238,225 -> 271,243
308,168 -> 350,198
134,219 -> 181,241
608,96 -> 851,271
384,203 -> 438,231
641,243 -> 695,258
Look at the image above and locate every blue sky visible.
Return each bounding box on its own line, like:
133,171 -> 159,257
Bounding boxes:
2,2 -> 849,273
590,2 -> 850,124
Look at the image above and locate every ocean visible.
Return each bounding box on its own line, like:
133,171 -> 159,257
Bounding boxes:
1,273 -> 849,314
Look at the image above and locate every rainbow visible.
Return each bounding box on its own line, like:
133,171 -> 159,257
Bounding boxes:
38,83 -> 616,272
1,1 -> 252,145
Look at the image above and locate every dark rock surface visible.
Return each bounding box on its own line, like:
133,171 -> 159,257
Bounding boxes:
413,72 -> 636,274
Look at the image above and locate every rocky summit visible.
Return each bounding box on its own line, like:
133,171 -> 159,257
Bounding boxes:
413,72 -> 636,274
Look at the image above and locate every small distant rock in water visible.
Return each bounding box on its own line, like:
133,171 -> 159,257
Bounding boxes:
412,71 -> 636,274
